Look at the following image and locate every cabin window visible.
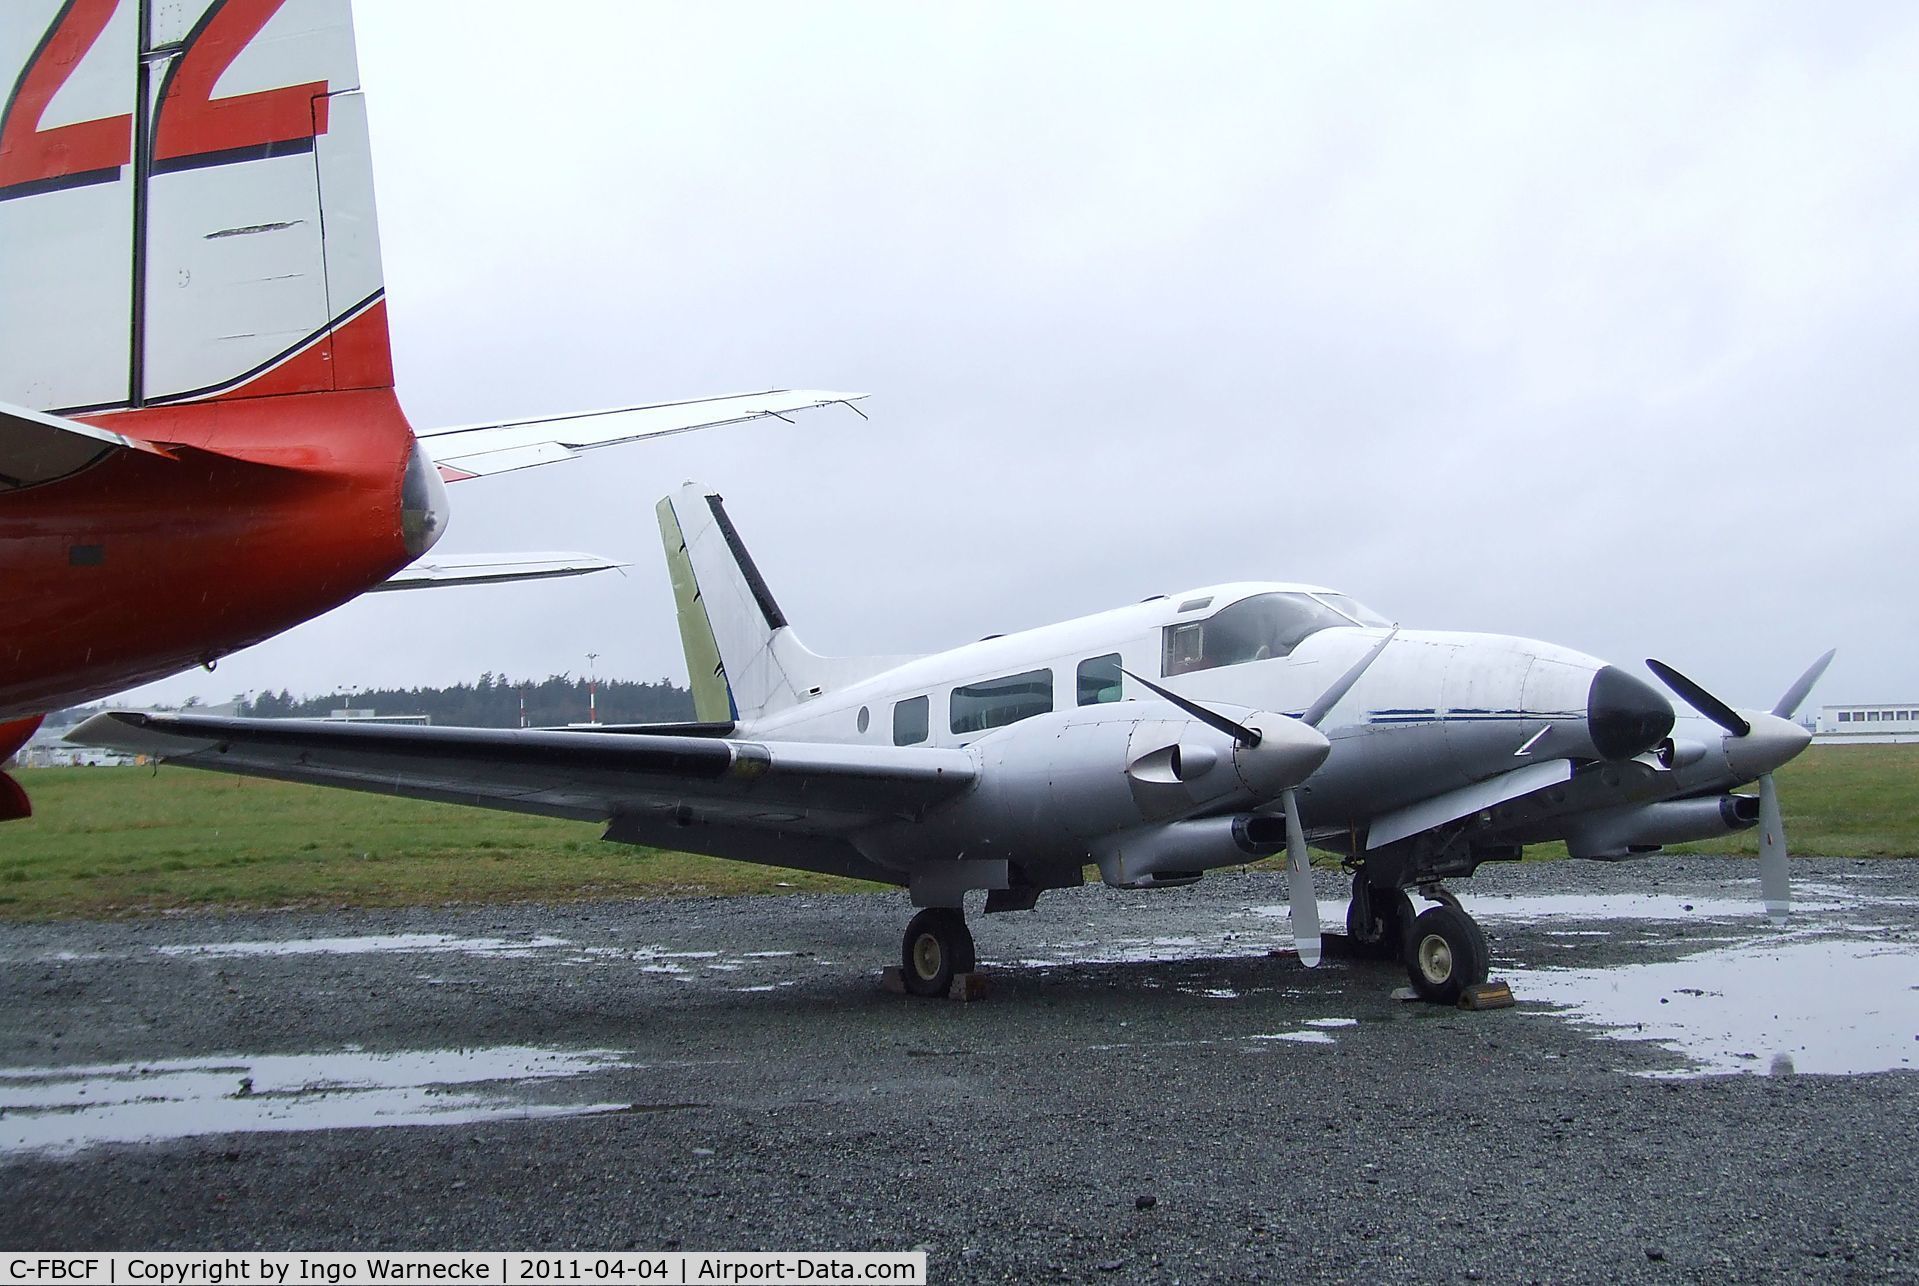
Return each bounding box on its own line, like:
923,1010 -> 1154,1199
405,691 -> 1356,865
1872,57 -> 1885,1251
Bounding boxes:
1078,654 -> 1123,706
1162,592 -> 1362,677
951,669 -> 1054,735
893,696 -> 929,745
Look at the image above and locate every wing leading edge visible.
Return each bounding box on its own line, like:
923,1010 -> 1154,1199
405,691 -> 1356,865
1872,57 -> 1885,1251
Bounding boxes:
69,712 -> 973,882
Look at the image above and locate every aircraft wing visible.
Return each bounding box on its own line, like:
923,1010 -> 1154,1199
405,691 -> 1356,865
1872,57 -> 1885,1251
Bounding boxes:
419,390 -> 867,481
1365,760 -> 1574,850
68,713 -> 973,881
0,402 -> 174,490
372,552 -> 627,592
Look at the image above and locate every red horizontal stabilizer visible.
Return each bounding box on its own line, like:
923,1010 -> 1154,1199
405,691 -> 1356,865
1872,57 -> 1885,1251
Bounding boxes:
0,715 -> 44,762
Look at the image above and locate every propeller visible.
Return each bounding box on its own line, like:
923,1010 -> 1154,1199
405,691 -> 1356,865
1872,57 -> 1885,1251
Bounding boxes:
1126,629 -> 1399,967
1645,651 -> 1833,925
1121,669 -> 1264,747
1645,658 -> 1748,738
1772,649 -> 1836,721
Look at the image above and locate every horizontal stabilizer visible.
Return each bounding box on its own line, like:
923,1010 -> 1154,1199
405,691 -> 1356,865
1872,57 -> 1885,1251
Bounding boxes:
421,390 -> 867,481
0,402 -> 172,491
372,552 -> 626,592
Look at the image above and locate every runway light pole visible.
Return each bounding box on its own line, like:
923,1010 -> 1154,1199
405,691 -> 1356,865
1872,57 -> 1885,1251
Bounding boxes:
586,653 -> 600,724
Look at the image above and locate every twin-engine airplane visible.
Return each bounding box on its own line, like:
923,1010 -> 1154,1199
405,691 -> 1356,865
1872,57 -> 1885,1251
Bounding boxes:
76,486 -> 1833,1004
0,0 -> 859,808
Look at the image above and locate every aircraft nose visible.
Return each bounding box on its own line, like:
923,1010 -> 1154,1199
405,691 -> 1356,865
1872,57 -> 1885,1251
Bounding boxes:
1587,665 -> 1674,760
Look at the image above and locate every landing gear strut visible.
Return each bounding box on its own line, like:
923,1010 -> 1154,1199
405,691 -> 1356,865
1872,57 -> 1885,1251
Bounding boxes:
901,907 -> 976,997
1344,873 -> 1412,960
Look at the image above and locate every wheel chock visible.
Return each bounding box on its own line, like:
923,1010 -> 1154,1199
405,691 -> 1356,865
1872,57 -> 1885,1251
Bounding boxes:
879,967 -> 989,1001
1459,980 -> 1515,1010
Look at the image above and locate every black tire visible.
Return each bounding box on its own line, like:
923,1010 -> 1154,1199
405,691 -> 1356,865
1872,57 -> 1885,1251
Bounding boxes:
901,908 -> 976,997
1404,904 -> 1490,1004
1345,881 -> 1413,960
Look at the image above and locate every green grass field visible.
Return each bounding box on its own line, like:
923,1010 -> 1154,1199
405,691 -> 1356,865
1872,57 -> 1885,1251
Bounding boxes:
2,744 -> 1914,920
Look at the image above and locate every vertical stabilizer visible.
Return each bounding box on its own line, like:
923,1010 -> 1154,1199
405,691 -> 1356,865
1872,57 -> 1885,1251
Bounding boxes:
0,0 -> 392,415
656,495 -> 735,723
655,485 -> 917,725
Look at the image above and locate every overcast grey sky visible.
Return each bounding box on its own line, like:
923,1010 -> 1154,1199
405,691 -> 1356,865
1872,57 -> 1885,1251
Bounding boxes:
124,1 -> 1918,715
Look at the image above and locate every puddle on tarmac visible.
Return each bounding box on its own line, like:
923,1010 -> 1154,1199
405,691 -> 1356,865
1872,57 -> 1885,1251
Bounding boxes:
1246,888 -> 1857,930
1018,934 -> 1280,969
0,1045 -> 646,1157
153,934 -> 572,959
1248,1030 -> 1336,1045
22,937 -> 827,976
1508,936 -> 1919,1078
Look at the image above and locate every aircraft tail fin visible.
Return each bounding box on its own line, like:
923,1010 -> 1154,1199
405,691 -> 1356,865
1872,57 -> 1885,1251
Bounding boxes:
0,0 -> 392,414
655,485 -> 913,725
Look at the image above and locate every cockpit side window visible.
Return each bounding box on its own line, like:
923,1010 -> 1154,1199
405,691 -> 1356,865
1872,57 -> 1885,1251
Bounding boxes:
1312,593 -> 1392,627
1162,592 -> 1360,676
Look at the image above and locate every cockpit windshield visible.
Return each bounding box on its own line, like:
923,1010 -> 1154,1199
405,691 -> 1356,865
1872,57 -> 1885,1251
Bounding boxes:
1162,591 -> 1386,677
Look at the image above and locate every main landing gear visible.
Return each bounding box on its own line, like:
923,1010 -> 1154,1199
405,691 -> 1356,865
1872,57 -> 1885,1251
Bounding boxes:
1346,873 -> 1490,1004
900,907 -> 976,997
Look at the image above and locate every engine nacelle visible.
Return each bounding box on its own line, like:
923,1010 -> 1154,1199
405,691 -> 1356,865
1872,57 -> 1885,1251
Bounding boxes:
858,699 -> 1327,874
1564,794 -> 1760,860
1093,814 -> 1289,888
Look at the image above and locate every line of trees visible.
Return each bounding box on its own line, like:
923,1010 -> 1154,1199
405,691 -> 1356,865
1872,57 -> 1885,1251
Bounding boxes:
238,673 -> 694,728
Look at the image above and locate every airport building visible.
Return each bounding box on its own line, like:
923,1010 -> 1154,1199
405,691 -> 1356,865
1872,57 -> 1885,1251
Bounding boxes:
1814,704 -> 1919,745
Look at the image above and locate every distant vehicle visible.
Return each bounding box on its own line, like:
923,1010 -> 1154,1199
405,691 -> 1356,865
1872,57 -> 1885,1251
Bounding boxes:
76,485 -> 1832,1004
0,0 -> 860,813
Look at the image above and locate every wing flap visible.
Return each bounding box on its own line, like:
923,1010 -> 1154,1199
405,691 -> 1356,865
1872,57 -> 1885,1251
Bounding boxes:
421,390 -> 867,481
69,712 -> 974,837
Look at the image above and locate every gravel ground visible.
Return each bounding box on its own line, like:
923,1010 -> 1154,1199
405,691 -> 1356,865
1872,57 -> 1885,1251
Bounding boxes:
3,855 -> 1917,1282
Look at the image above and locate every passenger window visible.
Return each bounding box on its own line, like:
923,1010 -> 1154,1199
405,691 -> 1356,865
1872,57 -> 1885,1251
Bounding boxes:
1077,654 -> 1122,706
893,696 -> 929,746
950,670 -> 1053,734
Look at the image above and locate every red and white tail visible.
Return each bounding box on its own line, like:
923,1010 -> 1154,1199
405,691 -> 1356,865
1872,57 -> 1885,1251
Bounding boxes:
0,0 -> 391,415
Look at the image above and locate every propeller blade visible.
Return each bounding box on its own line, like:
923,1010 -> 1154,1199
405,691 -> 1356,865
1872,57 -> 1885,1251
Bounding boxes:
1772,649 -> 1837,721
1646,659 -> 1751,739
1758,771 -> 1788,924
1281,788 -> 1321,967
1121,668 -> 1262,747
1299,628 -> 1399,728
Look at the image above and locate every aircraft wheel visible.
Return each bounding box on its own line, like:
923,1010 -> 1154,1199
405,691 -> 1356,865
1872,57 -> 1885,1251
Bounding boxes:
901,908 -> 975,997
1404,905 -> 1489,1004
1345,880 -> 1412,960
